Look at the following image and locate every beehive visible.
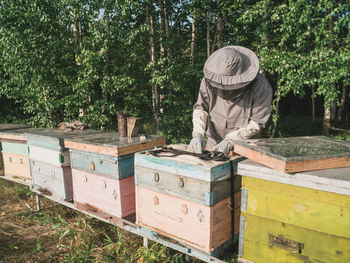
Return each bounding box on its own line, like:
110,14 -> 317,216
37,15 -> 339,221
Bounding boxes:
64,133 -> 165,220
25,129 -> 101,201
135,146 -> 244,255
0,127 -> 35,185
237,159 -> 350,263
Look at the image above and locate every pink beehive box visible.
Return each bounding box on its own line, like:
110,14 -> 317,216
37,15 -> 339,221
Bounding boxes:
72,168 -> 135,221
64,133 -> 166,221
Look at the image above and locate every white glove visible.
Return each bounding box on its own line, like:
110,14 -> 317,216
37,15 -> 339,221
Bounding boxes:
188,109 -> 208,153
188,133 -> 206,153
211,139 -> 233,155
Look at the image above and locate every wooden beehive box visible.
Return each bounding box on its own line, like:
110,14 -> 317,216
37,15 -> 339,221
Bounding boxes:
64,133 -> 166,220
25,129 -> 102,201
237,159 -> 350,263
234,136 -> 350,173
0,124 -> 30,176
0,127 -> 37,185
135,146 -> 244,255
72,169 -> 135,220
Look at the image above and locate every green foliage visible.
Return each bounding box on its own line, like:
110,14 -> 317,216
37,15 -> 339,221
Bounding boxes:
0,0 -> 349,140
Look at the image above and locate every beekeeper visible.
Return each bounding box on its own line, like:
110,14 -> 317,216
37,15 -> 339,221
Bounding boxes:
188,46 -> 273,155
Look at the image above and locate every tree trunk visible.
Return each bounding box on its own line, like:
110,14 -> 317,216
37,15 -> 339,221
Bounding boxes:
311,85 -> 315,123
146,5 -> 160,132
216,0 -> 223,49
271,78 -> 281,138
100,5 -> 111,131
271,97 -> 280,138
206,11 -> 211,57
190,9 -> 197,66
323,106 -> 331,135
337,82 -> 348,122
211,0 -> 223,54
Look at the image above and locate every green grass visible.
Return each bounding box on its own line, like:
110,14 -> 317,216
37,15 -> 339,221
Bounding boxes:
0,179 -> 215,262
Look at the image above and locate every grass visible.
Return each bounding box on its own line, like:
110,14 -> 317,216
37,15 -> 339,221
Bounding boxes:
0,179 -> 217,263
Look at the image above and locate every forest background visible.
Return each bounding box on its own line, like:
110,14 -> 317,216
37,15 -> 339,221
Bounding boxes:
0,0 -> 349,142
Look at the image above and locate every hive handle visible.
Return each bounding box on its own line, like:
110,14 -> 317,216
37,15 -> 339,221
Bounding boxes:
153,172 -> 160,182
178,178 -> 185,188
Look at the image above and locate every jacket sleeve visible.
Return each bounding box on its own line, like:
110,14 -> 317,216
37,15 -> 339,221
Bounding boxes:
193,78 -> 210,113
250,74 -> 273,128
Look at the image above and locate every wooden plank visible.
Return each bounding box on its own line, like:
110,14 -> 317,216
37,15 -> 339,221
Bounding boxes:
238,159 -> 350,195
0,173 -> 32,186
0,124 -> 30,132
234,136 -> 350,173
242,175 -> 350,210
0,127 -> 38,142
31,160 -> 73,201
2,153 -> 31,179
242,177 -> 350,238
240,214 -> 350,263
135,151 -> 243,182
0,152 -> 3,176
25,128 -> 102,151
64,133 -> 165,156
72,169 -> 135,218
136,186 -> 236,252
1,141 -> 29,156
135,165 -> 241,206
74,202 -> 129,227
70,149 -> 134,180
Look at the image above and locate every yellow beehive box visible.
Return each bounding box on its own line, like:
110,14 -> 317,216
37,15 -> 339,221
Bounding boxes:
237,159 -> 350,263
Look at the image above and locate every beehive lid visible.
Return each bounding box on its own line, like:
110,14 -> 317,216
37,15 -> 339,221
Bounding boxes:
25,128 -> 102,147
237,158 -> 350,195
0,124 -> 30,132
0,128 -> 40,142
64,133 -> 166,156
234,136 -> 350,173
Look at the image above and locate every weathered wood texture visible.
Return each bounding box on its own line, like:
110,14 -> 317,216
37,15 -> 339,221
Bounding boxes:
135,165 -> 241,206
135,151 -> 244,182
2,153 -> 31,180
0,173 -> 32,186
240,214 -> 350,263
29,145 -> 70,166
1,142 -> 29,156
0,124 -> 30,132
241,176 -> 350,239
70,149 -> 134,180
25,129 -> 102,151
0,152 -> 3,176
0,127 -> 37,142
72,169 -> 135,218
238,159 -> 350,196
30,160 -> 73,201
234,136 -> 350,173
64,133 -> 166,156
136,186 -> 240,253
238,159 -> 350,263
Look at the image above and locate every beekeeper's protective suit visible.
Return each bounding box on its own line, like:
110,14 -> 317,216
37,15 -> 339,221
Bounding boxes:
188,46 -> 273,155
